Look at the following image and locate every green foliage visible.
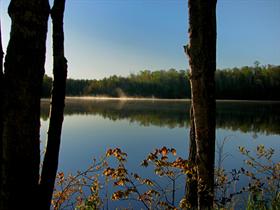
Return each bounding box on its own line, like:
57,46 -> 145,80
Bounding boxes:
215,64 -> 280,100
82,69 -> 189,99
42,64 -> 280,100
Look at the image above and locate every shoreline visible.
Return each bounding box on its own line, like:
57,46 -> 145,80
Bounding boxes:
41,97 -> 280,103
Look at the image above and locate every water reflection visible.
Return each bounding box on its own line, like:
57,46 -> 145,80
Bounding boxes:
40,99 -> 280,209
41,99 -> 280,134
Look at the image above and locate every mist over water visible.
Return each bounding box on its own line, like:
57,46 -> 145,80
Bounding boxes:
41,98 -> 280,135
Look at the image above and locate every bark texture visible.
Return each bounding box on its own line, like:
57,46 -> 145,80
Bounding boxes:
40,0 -> 67,209
1,0 -> 49,209
186,105 -> 198,209
185,0 -> 217,209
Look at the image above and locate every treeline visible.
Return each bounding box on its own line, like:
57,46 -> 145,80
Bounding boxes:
42,64 -> 280,100
216,64 -> 280,100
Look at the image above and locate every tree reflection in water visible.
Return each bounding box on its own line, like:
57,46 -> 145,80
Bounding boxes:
41,99 -> 280,135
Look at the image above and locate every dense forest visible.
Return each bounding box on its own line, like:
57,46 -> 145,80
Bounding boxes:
42,64 -> 280,100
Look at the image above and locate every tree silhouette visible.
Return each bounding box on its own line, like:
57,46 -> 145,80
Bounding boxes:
0,0 -> 50,208
0,8 -> 4,204
40,0 -> 67,209
185,0 -> 217,209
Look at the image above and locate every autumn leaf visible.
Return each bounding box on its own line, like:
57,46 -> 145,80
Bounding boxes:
142,178 -> 154,186
161,156 -> 168,161
141,159 -> 149,167
106,149 -> 113,157
171,148 -> 177,156
161,146 -> 168,157
103,167 -> 114,176
112,191 -> 124,200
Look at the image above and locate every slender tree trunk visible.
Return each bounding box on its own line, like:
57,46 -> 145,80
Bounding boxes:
1,0 -> 49,209
0,15 -> 3,97
40,0 -> 67,209
185,0 -> 217,209
0,11 -> 4,208
186,105 -> 198,209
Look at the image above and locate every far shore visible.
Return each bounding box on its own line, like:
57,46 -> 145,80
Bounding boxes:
40,96 -> 280,103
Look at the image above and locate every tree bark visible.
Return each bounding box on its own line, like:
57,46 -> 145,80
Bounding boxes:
185,0 -> 217,209
0,0 -> 50,209
0,11 -> 4,207
186,105 -> 198,209
40,0 -> 67,209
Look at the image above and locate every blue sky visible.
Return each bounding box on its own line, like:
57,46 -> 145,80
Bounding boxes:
1,0 -> 280,79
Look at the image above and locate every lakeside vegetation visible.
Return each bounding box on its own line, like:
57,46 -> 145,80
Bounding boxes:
52,146 -> 280,209
1,0 -> 278,208
42,64 -> 280,100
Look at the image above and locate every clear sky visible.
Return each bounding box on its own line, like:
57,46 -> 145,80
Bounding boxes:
1,0 -> 280,79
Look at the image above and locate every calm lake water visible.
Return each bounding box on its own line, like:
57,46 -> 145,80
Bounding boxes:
40,98 -> 280,208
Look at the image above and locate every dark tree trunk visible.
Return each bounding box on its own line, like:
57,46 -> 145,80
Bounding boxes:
186,105 -> 198,209
0,13 -> 4,207
40,0 -> 67,209
185,0 -> 217,209
0,0 -> 50,209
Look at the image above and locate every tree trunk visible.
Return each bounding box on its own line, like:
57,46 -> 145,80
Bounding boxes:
0,12 -> 4,208
186,105 -> 198,209
0,0 -> 49,209
40,0 -> 67,209
185,0 -> 217,209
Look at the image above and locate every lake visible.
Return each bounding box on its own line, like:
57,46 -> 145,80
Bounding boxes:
40,98 -> 280,208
